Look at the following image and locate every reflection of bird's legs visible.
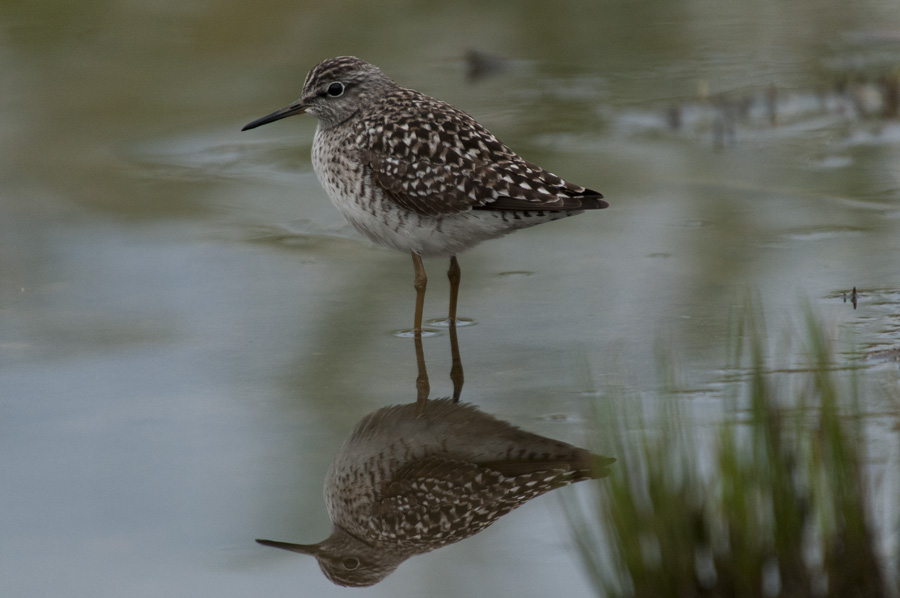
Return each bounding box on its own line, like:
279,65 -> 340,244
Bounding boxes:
449,320 -> 464,402
447,256 -> 464,401
412,252 -> 427,333
414,330 -> 430,416
447,255 -> 460,324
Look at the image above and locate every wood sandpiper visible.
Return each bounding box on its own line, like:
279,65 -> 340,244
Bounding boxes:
242,56 -> 607,332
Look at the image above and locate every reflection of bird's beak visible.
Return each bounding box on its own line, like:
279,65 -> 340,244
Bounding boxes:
256,538 -> 320,554
241,101 -> 308,131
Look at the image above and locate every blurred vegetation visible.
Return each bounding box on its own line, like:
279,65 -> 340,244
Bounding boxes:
567,309 -> 899,597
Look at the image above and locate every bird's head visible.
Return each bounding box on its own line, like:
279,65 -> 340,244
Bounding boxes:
242,56 -> 394,131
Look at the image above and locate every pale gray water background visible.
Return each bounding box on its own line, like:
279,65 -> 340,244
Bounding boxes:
3,1 -> 900,596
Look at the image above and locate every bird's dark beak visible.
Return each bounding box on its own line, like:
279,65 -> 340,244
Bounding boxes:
241,100 -> 308,131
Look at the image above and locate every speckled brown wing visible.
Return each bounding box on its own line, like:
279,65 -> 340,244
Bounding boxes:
358,90 -> 607,217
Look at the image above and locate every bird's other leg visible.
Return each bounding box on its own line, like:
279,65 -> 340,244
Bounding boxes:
412,251 -> 427,333
447,255 -> 460,324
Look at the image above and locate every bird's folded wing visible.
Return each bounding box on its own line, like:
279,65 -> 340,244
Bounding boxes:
358,103 -> 606,216
363,151 -> 605,216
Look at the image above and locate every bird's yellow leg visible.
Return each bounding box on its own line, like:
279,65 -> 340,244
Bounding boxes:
412,251 -> 427,333
447,255 -> 460,324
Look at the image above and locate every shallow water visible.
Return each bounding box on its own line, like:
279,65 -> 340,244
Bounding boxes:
2,0 -> 900,595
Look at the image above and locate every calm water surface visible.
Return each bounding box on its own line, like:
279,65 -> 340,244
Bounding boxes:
2,0 -> 900,596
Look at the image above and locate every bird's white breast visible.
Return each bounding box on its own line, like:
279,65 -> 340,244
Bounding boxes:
310,124 -> 568,258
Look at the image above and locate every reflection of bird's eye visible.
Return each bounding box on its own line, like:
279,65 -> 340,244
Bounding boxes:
342,557 -> 360,570
327,82 -> 345,97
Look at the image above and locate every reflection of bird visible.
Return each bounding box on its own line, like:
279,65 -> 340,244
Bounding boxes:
242,56 -> 607,332
257,399 -> 615,587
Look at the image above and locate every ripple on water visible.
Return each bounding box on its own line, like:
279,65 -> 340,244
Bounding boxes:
392,329 -> 441,339
808,155 -> 853,169
841,122 -> 900,147
128,133 -> 310,181
426,318 -> 476,328
853,288 -> 900,305
780,226 -> 866,241
673,219 -> 710,229
862,344 -> 900,364
242,222 -> 353,248
825,287 -> 900,363
836,190 -> 900,213
823,287 -> 860,305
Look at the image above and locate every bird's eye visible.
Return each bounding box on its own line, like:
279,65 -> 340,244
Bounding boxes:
342,557 -> 360,570
327,82 -> 345,97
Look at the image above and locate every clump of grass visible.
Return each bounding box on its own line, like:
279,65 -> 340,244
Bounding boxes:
567,310 -> 897,597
